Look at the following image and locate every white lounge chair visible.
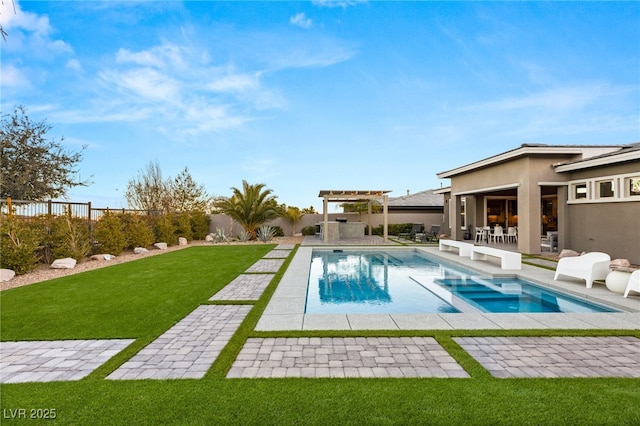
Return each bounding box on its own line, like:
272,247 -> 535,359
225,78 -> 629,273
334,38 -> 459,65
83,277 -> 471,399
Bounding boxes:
553,252 -> 611,288
624,270 -> 640,298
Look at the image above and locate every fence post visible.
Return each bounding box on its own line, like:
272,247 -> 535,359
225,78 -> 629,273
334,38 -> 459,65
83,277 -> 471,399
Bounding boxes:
48,200 -> 53,219
87,202 -> 92,225
7,197 -> 12,219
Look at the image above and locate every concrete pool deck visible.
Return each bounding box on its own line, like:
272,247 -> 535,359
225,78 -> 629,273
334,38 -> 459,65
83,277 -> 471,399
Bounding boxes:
256,245 -> 640,331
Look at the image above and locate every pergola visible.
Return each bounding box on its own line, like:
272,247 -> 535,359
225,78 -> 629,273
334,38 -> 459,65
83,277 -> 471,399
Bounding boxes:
318,190 -> 392,242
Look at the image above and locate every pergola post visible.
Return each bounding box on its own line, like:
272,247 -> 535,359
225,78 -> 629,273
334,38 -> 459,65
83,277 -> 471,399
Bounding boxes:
367,200 -> 372,237
323,195 -> 329,242
383,194 -> 388,242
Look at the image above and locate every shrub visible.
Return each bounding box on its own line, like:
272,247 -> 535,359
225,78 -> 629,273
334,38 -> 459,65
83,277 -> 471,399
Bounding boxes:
0,215 -> 43,274
154,215 -> 176,246
257,225 -> 276,242
174,212 -> 193,241
190,210 -> 210,240
93,212 -> 127,255
271,225 -> 284,237
120,213 -> 155,249
49,215 -> 91,261
301,226 -> 316,236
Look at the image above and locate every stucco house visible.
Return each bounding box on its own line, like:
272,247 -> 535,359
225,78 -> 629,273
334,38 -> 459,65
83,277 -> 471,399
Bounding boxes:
436,143 -> 640,264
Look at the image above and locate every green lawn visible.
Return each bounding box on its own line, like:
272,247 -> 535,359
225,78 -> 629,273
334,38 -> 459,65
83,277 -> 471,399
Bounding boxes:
1,245 -> 638,425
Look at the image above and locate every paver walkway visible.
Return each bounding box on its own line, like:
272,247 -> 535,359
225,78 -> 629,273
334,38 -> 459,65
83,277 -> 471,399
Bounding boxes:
210,274 -> 274,301
455,336 -> 640,378
108,305 -> 251,380
0,339 -> 134,383
227,337 -> 469,378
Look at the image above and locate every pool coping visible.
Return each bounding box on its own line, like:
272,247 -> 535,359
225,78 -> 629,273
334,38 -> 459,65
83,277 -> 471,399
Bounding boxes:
256,246 -> 640,331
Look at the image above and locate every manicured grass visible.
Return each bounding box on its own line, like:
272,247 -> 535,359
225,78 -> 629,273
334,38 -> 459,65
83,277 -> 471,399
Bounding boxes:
1,245 -> 639,425
0,245 -> 273,340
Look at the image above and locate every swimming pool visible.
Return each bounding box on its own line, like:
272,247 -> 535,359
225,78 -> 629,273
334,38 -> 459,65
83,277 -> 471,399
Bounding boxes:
305,249 -> 617,314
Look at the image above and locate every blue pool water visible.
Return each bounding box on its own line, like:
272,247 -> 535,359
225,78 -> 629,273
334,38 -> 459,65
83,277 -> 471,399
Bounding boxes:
305,249 -> 617,314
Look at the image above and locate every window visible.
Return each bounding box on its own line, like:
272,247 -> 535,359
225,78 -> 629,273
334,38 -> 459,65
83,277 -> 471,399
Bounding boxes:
628,177 -> 640,197
567,173 -> 639,203
460,197 -> 466,229
597,180 -> 614,198
573,183 -> 588,200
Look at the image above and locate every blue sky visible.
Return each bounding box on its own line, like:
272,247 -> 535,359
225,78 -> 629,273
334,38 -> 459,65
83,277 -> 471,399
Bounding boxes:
2,1 -> 639,211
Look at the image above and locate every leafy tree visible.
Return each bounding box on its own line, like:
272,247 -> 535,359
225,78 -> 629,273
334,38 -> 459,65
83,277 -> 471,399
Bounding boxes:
215,180 -> 280,239
169,167 -> 211,212
1,105 -> 90,200
125,162 -> 211,213
124,160 -> 170,213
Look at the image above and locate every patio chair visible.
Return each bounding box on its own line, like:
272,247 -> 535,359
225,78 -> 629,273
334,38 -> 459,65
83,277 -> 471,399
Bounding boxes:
399,223 -> 422,241
553,252 -> 611,288
507,227 -> 517,243
490,225 -> 505,243
541,232 -> 558,252
475,227 -> 485,243
419,224 -> 440,242
623,270 -> 640,298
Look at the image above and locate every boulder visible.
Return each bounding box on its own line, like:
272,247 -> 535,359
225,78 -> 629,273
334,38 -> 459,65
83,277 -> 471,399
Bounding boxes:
205,234 -> 214,242
90,254 -> 114,261
51,258 -> 77,269
134,247 -> 149,254
0,269 -> 16,282
178,237 -> 188,246
154,242 -> 168,250
558,249 -> 580,259
610,258 -> 631,268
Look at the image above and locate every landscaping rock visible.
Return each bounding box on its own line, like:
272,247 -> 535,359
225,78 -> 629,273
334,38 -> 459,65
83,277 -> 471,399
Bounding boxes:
611,258 -> 631,268
51,258 -> 77,269
154,242 -> 168,250
134,247 -> 149,254
205,234 -> 214,242
90,254 -> 114,261
178,237 -> 188,246
559,249 -> 580,258
0,269 -> 16,282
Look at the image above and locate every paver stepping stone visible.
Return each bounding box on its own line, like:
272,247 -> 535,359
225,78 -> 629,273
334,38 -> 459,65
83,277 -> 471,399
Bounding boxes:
210,274 -> 274,301
227,337 -> 469,379
0,339 -> 134,383
246,259 -> 285,273
275,244 -> 295,250
108,305 -> 251,380
455,336 -> 640,378
263,250 -> 291,259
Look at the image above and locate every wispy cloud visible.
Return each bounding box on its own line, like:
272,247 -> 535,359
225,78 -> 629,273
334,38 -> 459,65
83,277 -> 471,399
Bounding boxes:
312,0 -> 367,8
290,12 -> 312,29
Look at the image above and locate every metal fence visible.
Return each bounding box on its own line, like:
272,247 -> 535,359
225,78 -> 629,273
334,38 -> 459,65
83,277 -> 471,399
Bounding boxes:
1,198 -> 159,222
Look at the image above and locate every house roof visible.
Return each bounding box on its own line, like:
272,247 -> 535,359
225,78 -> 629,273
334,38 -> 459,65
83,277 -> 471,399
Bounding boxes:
436,144 -> 622,179
554,142 -> 640,172
388,189 -> 444,208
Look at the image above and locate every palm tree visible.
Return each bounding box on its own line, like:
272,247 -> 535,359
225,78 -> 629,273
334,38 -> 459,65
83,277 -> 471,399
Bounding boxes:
214,180 -> 281,239
282,206 -> 305,236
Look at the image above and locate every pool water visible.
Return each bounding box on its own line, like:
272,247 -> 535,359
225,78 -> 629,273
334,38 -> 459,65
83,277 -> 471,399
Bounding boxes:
305,250 -> 617,314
